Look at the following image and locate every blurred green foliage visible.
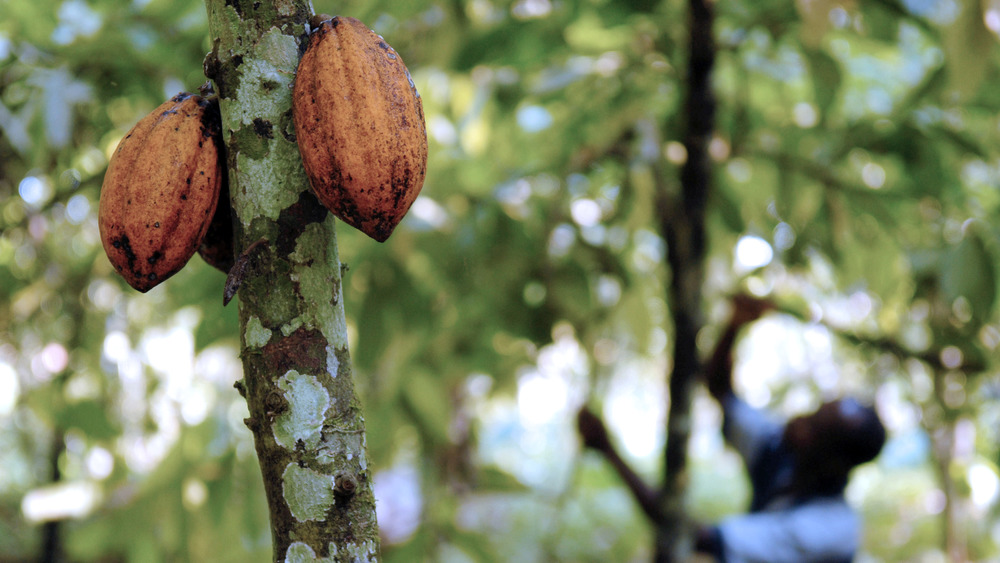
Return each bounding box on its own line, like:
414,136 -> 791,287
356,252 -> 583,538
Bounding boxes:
2,0 -> 1000,561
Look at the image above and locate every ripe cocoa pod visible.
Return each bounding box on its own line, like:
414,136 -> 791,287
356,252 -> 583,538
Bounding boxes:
293,15 -> 428,242
99,92 -> 224,292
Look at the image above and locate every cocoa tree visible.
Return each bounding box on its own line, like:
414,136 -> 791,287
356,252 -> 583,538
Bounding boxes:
204,2 -> 379,560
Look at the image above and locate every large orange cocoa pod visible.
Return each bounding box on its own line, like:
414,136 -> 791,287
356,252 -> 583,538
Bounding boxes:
99,93 -> 224,292
293,16 -> 428,242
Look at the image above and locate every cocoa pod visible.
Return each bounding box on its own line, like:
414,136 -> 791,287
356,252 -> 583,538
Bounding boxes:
99,92 -> 224,292
293,16 -> 428,242
197,179 -> 235,273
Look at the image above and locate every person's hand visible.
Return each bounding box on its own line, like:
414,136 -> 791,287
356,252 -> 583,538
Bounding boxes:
730,294 -> 775,327
577,407 -> 612,453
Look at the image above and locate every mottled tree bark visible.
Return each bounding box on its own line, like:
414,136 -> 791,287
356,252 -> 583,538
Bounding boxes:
203,2 -> 380,561
655,0 -> 715,560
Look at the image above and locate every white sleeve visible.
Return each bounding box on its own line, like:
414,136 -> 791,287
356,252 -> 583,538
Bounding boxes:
722,395 -> 783,468
717,499 -> 859,563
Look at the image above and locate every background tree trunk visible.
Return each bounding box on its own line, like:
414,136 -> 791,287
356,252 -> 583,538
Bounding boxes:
204,2 -> 380,561
655,0 -> 715,560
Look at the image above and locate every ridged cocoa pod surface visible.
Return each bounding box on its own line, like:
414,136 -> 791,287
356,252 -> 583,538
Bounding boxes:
293,16 -> 428,242
99,93 -> 224,292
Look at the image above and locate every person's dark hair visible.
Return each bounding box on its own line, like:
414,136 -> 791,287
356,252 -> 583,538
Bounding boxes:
791,398 -> 886,497
839,399 -> 886,467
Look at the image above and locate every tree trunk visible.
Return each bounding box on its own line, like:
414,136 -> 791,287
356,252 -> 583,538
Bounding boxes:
930,371 -> 969,563
203,2 -> 380,561
655,0 -> 715,560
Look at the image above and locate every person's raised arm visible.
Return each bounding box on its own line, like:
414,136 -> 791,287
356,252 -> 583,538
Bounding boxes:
704,295 -> 775,402
577,407 -> 663,523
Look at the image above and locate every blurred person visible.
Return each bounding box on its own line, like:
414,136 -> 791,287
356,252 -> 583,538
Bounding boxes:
576,294 -> 886,563
693,295 -> 886,563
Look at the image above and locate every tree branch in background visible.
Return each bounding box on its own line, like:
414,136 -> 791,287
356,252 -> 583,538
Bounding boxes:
772,302 -> 986,373
577,408 -> 664,524
41,429 -> 64,563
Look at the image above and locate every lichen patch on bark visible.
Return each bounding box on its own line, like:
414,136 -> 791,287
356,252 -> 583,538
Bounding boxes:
316,420 -> 365,467
217,27 -> 309,229
285,542 -> 331,562
326,344 -> 339,378
245,315 -> 272,348
229,29 -> 299,123
284,540 -> 376,563
235,151 -> 304,227
282,464 -> 335,522
282,318 -> 304,336
273,370 -> 330,450
289,220 -> 348,346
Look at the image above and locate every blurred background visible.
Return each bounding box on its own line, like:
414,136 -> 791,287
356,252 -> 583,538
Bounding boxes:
2,0 -> 1000,561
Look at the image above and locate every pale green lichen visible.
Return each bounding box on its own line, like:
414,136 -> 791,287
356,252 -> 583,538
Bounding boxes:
245,315 -> 272,348
282,318 -> 304,337
289,221 -> 349,346
282,464 -> 334,522
274,370 -> 329,450
225,28 -> 308,227
326,344 -> 339,378
275,0 -> 299,17
230,29 -> 298,125
234,150 -> 305,227
336,539 -> 379,562
284,540 -> 377,563
285,542 -> 327,563
316,422 -> 365,467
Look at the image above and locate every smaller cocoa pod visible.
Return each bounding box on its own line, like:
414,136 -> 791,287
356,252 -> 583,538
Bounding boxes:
198,180 -> 235,274
293,15 -> 428,242
99,92 -> 224,292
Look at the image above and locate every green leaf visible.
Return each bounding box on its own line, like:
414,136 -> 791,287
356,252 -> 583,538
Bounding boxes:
941,0 -> 995,100
804,48 -> 841,118
448,530 -> 502,563
402,371 -> 452,446
57,400 -> 119,440
476,465 -> 530,493
940,223 -> 997,323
